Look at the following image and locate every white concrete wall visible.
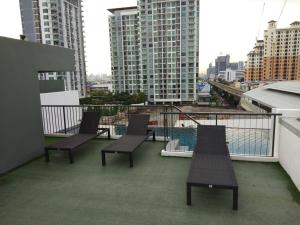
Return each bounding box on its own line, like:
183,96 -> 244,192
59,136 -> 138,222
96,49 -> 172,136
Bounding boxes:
40,90 -> 79,105
278,122 -> 300,190
272,109 -> 300,158
40,91 -> 81,134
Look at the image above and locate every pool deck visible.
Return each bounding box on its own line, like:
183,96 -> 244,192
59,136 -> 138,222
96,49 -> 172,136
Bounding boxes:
0,138 -> 300,225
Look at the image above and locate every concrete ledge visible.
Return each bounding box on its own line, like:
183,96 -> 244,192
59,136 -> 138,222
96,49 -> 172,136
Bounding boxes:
45,134 -> 165,141
161,150 -> 193,157
280,118 -> 300,138
231,155 -> 278,162
161,150 -> 279,162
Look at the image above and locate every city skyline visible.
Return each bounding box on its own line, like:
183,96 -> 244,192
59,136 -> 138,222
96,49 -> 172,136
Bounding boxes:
1,0 -> 300,75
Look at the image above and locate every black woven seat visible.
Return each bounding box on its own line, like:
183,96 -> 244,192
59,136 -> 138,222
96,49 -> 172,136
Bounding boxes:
101,114 -> 155,168
102,135 -> 148,153
193,125 -> 229,155
186,125 -> 239,210
45,111 -> 110,164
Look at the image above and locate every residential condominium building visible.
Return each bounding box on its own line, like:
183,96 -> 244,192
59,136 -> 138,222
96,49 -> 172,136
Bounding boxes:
19,0 -> 87,97
108,7 -> 140,94
108,0 -> 200,104
244,40 -> 264,81
245,20 -> 300,81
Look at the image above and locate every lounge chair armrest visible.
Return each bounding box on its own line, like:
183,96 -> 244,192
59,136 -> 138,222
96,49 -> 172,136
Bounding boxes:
98,128 -> 109,131
147,129 -> 156,141
97,128 -> 111,139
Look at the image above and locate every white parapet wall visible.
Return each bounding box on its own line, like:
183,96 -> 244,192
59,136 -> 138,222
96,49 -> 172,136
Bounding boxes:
40,90 -> 79,105
40,91 -> 80,133
161,149 -> 278,162
278,117 -> 300,191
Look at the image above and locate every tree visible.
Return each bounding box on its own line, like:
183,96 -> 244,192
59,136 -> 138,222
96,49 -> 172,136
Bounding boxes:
80,90 -> 147,105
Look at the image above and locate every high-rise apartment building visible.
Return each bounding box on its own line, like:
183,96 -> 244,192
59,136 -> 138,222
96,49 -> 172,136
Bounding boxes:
108,0 -> 200,103
206,63 -> 215,79
215,54 -> 230,76
19,0 -> 87,97
245,21 -> 300,81
108,7 -> 140,94
244,40 -> 264,81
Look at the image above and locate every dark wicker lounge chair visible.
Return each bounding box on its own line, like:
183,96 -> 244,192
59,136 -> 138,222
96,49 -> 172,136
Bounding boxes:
45,111 -> 110,164
186,125 -> 239,210
101,114 -> 155,168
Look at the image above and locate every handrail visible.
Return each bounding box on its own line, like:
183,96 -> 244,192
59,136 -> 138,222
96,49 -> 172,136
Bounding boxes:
161,111 -> 282,116
41,104 -> 171,107
171,106 -> 201,125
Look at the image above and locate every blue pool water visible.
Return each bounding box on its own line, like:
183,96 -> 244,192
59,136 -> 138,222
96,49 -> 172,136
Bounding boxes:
115,125 -> 270,156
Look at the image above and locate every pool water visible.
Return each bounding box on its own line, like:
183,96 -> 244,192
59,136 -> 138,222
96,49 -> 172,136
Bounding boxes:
115,125 -> 271,156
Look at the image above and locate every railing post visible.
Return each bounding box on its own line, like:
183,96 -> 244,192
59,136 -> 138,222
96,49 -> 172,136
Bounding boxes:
63,106 -> 67,134
127,106 -> 130,121
271,115 -> 277,157
163,107 -> 167,151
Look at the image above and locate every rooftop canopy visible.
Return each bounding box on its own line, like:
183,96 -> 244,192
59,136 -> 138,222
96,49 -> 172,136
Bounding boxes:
243,81 -> 300,109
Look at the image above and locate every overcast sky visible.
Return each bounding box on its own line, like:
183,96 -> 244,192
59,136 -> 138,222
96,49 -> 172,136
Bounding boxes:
0,0 -> 299,75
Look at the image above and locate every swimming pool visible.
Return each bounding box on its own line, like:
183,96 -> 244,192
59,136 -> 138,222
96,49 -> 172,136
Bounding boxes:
115,125 -> 271,156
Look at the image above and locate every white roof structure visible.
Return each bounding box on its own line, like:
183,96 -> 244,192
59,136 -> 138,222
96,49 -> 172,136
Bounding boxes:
243,81 -> 300,109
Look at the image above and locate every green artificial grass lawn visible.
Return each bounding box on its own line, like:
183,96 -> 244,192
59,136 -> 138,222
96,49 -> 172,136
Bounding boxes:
0,137 -> 299,225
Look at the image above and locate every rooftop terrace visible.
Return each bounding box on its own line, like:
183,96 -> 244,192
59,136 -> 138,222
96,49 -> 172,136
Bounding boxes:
1,137 -> 300,225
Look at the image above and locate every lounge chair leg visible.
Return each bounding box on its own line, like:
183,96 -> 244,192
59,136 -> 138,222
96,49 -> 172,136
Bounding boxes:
187,183 -> 191,205
68,150 -> 74,164
45,149 -> 50,162
129,153 -> 133,168
233,188 -> 238,210
101,151 -> 106,166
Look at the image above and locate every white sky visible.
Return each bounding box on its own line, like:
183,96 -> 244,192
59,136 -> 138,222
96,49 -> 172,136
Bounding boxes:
0,0 -> 299,74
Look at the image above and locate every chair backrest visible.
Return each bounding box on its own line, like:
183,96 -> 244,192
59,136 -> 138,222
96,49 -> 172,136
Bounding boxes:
79,111 -> 101,134
126,114 -> 150,135
195,125 -> 228,155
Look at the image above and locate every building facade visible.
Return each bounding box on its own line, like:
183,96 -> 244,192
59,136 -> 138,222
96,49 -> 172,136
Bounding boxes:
228,61 -> 244,71
108,7 -> 140,94
206,62 -> 215,79
244,40 -> 264,81
218,69 -> 244,82
19,0 -> 87,97
215,54 -> 230,76
108,0 -> 200,103
245,21 -> 300,81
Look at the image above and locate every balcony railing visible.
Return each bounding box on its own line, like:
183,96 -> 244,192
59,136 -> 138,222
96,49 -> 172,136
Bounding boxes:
161,111 -> 281,157
41,105 -> 281,157
41,105 -> 171,138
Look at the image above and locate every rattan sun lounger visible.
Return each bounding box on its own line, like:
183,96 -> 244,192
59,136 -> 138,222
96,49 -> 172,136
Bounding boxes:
45,111 -> 110,164
186,125 -> 239,210
101,114 -> 155,168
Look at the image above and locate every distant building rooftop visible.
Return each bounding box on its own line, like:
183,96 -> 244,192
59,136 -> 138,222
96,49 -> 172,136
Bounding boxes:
107,6 -> 138,13
243,81 -> 300,109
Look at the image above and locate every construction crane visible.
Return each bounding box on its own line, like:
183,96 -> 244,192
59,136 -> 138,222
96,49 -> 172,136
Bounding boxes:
256,2 -> 265,41
278,0 -> 288,22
